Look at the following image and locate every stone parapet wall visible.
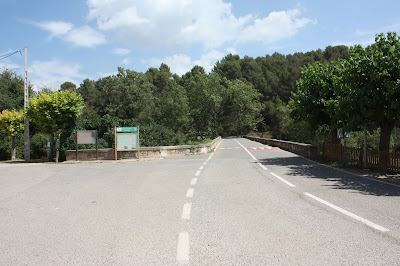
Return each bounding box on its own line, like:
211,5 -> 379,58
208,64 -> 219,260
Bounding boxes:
66,136 -> 222,161
245,135 -> 318,159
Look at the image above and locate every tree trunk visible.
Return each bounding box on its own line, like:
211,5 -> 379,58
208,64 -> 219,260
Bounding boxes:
331,129 -> 340,144
47,131 -> 55,162
379,123 -> 394,152
10,136 -> 16,161
379,122 -> 394,170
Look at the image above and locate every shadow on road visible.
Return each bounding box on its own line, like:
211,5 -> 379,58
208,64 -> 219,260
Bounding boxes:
258,156 -> 400,197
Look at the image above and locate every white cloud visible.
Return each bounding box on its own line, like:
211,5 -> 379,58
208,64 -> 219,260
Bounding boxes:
34,21 -> 73,38
112,48 -> 131,55
193,50 -> 225,73
332,38 -> 375,47
121,58 -> 131,65
226,47 -> 238,55
355,24 -> 400,37
86,0 -> 313,49
240,9 -> 314,43
29,59 -> 85,90
32,21 -> 105,48
336,25 -> 400,47
0,61 -> 20,70
143,50 -> 224,76
63,25 -> 106,48
144,54 -> 192,76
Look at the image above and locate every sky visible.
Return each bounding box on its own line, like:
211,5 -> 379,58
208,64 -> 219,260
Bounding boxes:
1,0 -> 400,91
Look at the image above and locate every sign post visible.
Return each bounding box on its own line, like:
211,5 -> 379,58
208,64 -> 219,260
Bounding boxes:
76,130 -> 98,161
115,126 -> 140,160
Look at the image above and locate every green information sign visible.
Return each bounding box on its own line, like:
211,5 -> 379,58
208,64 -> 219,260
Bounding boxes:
117,133 -> 138,151
117,127 -> 137,133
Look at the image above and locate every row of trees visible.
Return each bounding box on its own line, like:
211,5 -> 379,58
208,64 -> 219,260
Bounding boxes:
0,66 -> 264,161
291,32 -> 400,152
1,32 -> 398,161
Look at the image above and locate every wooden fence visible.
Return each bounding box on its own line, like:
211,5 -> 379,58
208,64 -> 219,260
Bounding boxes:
323,144 -> 400,172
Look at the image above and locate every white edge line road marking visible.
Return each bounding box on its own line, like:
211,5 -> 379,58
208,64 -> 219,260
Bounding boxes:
177,232 -> 190,263
304,192 -> 389,232
195,171 -> 201,177
203,162 -> 207,166
235,139 -> 258,161
257,162 -> 268,170
182,203 -> 192,220
190,178 -> 198,185
236,139 -> 273,173
186,188 -> 194,198
270,172 -> 296,187
309,158 -> 400,188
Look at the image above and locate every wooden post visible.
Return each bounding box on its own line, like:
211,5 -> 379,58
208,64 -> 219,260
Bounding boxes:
96,130 -> 98,160
76,130 -> 78,161
114,126 -> 117,160
137,126 -> 140,160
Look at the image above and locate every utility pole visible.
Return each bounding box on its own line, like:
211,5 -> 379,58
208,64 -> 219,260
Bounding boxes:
24,46 -> 30,161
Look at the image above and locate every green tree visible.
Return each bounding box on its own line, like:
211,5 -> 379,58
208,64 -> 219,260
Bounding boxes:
157,81 -> 191,132
59,81 -> 77,91
213,54 -> 242,80
0,69 -> 24,112
0,109 -> 24,160
340,32 -> 400,151
26,90 -> 84,161
220,79 -> 264,136
184,73 -> 223,137
95,68 -> 156,123
291,62 -> 341,144
77,79 -> 99,115
145,63 -> 173,95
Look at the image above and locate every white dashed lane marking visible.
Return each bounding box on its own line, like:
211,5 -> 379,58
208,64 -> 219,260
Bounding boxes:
177,232 -> 190,263
182,203 -> 192,220
176,139 -> 222,264
186,188 -> 194,198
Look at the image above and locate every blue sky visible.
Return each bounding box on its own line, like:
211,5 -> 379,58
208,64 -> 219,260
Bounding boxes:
1,0 -> 399,90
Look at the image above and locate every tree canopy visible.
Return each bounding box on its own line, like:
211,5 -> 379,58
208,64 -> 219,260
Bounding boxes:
0,109 -> 24,137
27,90 -> 84,134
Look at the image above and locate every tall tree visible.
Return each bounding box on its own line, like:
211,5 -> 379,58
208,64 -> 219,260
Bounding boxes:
26,90 -> 84,161
59,81 -> 77,91
220,79 -> 264,136
145,63 -> 173,95
0,109 -> 24,160
95,68 -> 156,123
213,54 -> 242,80
0,69 -> 24,112
340,32 -> 400,151
157,81 -> 191,132
291,62 -> 341,144
77,79 -> 99,115
184,73 -> 223,137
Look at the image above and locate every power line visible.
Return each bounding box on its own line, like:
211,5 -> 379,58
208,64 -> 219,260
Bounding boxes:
0,49 -> 23,61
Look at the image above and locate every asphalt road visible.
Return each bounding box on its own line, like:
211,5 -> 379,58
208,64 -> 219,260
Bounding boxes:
0,138 -> 399,265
